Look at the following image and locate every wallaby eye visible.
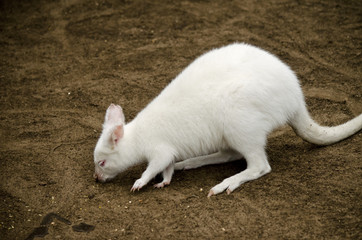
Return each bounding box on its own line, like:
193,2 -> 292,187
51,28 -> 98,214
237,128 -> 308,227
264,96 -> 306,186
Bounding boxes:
99,160 -> 106,167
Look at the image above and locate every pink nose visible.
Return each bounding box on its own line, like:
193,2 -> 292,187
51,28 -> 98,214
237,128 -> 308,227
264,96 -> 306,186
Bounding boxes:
93,173 -> 99,182
93,172 -> 106,182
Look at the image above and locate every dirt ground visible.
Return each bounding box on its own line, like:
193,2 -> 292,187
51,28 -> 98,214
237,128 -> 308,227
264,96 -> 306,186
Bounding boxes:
0,0 -> 361,239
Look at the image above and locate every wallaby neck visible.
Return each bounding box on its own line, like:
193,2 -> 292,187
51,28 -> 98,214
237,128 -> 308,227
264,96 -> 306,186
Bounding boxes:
119,121 -> 145,167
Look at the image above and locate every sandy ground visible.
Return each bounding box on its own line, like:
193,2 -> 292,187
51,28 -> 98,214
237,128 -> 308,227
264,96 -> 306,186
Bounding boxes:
0,0 -> 361,239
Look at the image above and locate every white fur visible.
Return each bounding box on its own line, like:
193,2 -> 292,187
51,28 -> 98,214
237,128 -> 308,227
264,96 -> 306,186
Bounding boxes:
93,43 -> 362,196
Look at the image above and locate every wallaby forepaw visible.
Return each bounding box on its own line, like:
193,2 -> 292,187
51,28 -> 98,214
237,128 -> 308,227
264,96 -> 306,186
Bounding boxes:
207,190 -> 214,198
130,179 -> 147,192
153,181 -> 170,189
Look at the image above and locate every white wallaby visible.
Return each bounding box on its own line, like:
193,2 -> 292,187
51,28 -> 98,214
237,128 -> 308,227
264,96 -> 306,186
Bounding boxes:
93,43 -> 362,197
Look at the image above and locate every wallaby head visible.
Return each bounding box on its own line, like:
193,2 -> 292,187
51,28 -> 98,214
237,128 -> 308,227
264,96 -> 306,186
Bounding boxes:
93,104 -> 126,182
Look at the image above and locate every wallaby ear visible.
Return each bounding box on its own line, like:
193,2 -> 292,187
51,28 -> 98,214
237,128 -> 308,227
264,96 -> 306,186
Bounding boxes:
104,104 -> 125,127
111,124 -> 124,146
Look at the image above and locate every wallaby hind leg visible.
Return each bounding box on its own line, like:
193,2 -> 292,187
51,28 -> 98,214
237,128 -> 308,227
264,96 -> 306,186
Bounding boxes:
208,147 -> 271,197
175,150 -> 242,170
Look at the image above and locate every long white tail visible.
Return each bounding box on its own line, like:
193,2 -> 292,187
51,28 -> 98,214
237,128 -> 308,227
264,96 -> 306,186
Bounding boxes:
290,106 -> 362,145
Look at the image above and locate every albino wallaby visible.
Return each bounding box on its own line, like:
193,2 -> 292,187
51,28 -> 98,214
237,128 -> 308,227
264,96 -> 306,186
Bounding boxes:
93,43 -> 362,197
